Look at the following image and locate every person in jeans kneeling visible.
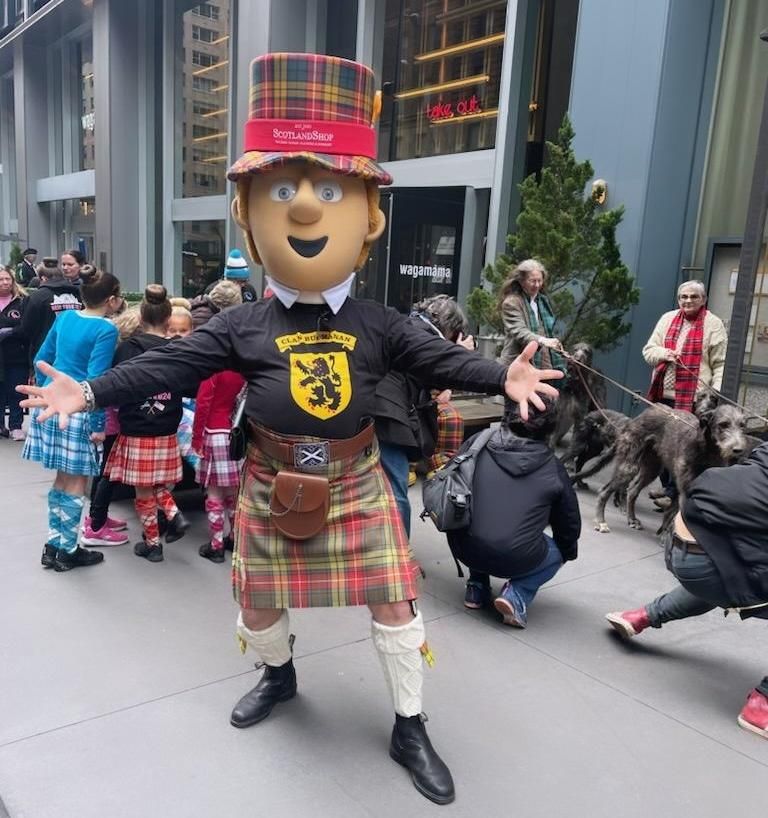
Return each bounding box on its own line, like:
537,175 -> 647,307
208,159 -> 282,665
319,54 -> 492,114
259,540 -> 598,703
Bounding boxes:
448,398 -> 581,627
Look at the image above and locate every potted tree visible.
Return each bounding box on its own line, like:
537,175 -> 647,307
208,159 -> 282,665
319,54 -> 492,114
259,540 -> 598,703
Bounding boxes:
468,115 -> 639,357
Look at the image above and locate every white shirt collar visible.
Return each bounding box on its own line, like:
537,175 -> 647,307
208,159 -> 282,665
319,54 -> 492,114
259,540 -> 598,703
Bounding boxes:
265,272 -> 356,315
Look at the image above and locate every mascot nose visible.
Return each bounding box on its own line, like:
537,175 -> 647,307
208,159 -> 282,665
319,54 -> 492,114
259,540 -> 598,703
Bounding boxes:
289,179 -> 323,224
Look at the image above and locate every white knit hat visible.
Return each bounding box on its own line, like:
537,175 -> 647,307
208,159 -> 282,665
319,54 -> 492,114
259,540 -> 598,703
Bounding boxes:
224,248 -> 249,280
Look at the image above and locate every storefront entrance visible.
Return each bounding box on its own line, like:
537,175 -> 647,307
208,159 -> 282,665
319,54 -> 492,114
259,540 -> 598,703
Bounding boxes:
358,187 -> 465,313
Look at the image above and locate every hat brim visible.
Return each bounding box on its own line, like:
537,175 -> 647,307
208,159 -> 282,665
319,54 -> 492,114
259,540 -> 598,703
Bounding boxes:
227,150 -> 392,186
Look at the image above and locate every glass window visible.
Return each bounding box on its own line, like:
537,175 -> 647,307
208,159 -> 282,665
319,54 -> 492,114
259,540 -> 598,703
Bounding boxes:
179,2 -> 231,198
180,219 -> 225,297
378,0 -> 507,162
78,37 -> 95,171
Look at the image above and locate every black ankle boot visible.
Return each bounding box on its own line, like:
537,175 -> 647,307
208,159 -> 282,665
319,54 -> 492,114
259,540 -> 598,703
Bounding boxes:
389,713 -> 455,805
41,544 -> 57,569
165,511 -> 190,543
230,659 -> 297,728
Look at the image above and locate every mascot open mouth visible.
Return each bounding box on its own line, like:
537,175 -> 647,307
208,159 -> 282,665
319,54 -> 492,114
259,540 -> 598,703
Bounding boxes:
288,236 -> 328,258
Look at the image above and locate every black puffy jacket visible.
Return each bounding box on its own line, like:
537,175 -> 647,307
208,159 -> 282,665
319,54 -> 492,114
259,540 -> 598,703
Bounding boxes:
448,427 -> 581,577
684,443 -> 768,612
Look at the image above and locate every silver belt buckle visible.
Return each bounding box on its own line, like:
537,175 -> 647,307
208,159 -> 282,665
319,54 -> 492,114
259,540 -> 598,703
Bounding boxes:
293,441 -> 330,470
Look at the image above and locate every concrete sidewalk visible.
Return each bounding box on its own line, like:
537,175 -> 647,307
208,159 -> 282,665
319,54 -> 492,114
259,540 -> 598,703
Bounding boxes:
1,444 -> 766,818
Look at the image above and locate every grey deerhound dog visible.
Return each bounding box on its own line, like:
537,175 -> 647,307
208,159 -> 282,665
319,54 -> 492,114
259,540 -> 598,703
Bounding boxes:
593,401 -> 747,534
550,342 -> 606,449
560,408 -> 631,489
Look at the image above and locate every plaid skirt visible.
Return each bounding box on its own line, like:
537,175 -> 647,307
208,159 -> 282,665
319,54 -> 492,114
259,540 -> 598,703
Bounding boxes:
196,430 -> 242,488
105,433 -> 182,486
233,429 -> 421,610
22,409 -> 101,476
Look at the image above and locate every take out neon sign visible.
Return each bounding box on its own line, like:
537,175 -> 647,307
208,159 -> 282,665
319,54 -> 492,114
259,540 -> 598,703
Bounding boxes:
426,94 -> 482,122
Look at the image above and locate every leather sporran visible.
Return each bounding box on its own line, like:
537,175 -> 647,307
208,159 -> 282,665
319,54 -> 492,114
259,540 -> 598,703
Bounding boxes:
269,470 -> 330,540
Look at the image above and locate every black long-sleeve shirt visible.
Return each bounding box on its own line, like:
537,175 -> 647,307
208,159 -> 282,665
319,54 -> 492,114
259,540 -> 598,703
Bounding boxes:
90,297 -> 508,440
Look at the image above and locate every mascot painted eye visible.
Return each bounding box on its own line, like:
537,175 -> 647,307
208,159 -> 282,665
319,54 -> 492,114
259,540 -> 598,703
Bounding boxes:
314,181 -> 343,203
270,180 -> 297,202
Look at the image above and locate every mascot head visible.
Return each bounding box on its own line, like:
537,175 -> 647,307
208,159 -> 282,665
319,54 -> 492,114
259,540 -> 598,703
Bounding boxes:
228,53 -> 391,293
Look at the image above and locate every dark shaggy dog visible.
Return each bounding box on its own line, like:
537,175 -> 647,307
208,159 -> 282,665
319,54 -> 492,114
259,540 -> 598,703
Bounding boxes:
560,409 -> 631,488
550,342 -> 606,449
593,402 -> 747,533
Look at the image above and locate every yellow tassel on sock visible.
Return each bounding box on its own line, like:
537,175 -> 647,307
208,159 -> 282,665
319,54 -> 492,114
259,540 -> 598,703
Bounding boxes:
420,641 -> 435,667
237,634 -> 247,655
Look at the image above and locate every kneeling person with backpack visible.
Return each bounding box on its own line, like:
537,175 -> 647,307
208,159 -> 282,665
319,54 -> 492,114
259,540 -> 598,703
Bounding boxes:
447,398 -> 581,627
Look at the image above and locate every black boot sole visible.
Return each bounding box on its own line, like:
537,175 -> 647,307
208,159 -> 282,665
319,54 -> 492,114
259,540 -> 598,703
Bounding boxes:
229,687 -> 297,729
389,746 -> 455,805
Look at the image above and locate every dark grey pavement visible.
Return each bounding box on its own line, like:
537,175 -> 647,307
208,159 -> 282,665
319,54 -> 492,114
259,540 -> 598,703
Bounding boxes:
1,441 -> 767,817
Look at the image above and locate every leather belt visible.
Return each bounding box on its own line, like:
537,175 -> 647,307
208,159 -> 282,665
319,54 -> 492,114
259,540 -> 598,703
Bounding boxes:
248,421 -> 374,469
671,532 -> 706,555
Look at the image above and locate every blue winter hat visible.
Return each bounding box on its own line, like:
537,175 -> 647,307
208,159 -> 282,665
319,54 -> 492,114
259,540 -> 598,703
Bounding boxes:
224,248 -> 250,280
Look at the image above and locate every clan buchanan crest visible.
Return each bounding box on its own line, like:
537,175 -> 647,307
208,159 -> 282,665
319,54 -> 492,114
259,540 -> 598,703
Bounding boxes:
276,330 -> 356,420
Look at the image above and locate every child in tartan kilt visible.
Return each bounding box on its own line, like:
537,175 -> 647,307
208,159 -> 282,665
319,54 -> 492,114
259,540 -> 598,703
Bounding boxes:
192,371 -> 245,562
103,285 -> 190,563
22,268 -> 124,571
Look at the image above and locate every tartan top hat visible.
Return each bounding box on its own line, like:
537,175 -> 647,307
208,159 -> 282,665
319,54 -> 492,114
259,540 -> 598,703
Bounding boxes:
227,52 -> 392,186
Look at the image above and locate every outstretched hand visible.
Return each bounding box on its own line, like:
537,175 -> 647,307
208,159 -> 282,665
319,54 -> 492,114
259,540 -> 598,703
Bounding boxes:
504,340 -> 563,420
16,361 -> 86,429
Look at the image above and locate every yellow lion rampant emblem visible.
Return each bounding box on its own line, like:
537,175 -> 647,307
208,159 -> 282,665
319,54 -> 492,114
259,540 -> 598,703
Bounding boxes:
290,352 -> 351,420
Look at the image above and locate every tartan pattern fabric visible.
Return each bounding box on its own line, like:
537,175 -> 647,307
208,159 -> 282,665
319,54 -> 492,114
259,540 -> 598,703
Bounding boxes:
22,409 -> 101,476
232,432 -> 421,610
135,496 -> 160,547
648,308 -> 706,411
154,487 -> 180,521
205,495 -> 226,549
228,53 -> 391,184
428,401 -> 465,473
196,431 -> 243,488
58,492 -> 84,554
47,487 -> 61,548
104,434 -> 182,487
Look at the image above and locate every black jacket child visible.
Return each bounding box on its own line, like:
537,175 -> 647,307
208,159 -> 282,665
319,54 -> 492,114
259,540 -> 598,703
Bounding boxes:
0,294 -> 28,380
448,427 -> 581,578
113,333 -> 183,437
18,279 -> 82,363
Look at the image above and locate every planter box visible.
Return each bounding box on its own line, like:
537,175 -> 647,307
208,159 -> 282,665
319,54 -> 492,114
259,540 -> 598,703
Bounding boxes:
476,334 -> 503,360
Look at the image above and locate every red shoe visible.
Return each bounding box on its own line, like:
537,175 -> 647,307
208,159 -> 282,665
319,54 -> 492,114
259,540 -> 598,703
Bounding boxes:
605,608 -> 650,638
737,689 -> 768,739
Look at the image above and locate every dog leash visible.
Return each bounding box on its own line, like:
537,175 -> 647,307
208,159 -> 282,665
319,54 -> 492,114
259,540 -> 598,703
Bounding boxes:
569,356 -> 621,430
672,359 -> 768,426
559,349 -> 700,431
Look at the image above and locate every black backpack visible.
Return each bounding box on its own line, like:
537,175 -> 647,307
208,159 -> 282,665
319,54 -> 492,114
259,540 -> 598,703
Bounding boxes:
419,428 -> 494,532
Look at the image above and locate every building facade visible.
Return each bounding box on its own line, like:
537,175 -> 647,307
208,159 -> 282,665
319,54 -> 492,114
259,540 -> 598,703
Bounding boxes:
0,0 -> 766,410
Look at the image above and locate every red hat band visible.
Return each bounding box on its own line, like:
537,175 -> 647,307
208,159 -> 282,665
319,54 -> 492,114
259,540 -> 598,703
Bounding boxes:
244,118 -> 377,158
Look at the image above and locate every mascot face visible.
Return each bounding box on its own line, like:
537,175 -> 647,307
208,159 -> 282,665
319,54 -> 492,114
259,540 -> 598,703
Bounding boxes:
240,164 -> 385,293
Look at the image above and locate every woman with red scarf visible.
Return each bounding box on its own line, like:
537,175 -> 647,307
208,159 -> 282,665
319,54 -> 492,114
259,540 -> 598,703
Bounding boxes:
643,280 -> 727,504
644,280 -> 727,411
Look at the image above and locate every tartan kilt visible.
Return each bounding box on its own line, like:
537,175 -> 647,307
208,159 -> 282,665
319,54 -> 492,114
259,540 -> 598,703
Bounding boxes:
233,429 -> 421,610
22,409 -> 101,476
104,433 -> 182,486
196,430 -> 242,488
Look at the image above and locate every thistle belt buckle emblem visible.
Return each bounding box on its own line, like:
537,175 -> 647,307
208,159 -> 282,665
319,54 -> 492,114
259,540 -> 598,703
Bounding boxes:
293,441 -> 330,470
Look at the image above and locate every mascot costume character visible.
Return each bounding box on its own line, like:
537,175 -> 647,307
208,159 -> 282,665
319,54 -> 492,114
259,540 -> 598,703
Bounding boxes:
20,53 -> 562,805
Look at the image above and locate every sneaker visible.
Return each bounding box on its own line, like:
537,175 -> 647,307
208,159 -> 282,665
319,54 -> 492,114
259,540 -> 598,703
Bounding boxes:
53,546 -> 105,572
0,426 -> 9,438
199,542 -> 226,563
605,608 -> 651,638
164,511 -> 190,543
81,520 -> 129,546
41,544 -> 57,569
10,428 -> 25,441
134,540 -> 164,562
407,468 -> 417,487
464,581 -> 491,609
105,515 -> 128,531
494,582 -> 528,628
737,689 -> 768,739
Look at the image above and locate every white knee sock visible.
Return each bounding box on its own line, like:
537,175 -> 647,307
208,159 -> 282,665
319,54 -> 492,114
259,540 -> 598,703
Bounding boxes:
371,610 -> 425,718
236,610 -> 292,667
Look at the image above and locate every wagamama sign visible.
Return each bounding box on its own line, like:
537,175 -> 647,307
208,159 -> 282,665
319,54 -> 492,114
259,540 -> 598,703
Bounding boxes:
399,264 -> 452,283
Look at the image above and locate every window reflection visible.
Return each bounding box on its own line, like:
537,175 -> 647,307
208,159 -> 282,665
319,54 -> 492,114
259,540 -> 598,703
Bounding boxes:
180,2 -> 230,197
379,0 -> 506,161
180,219 -> 225,298
78,37 -> 95,171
